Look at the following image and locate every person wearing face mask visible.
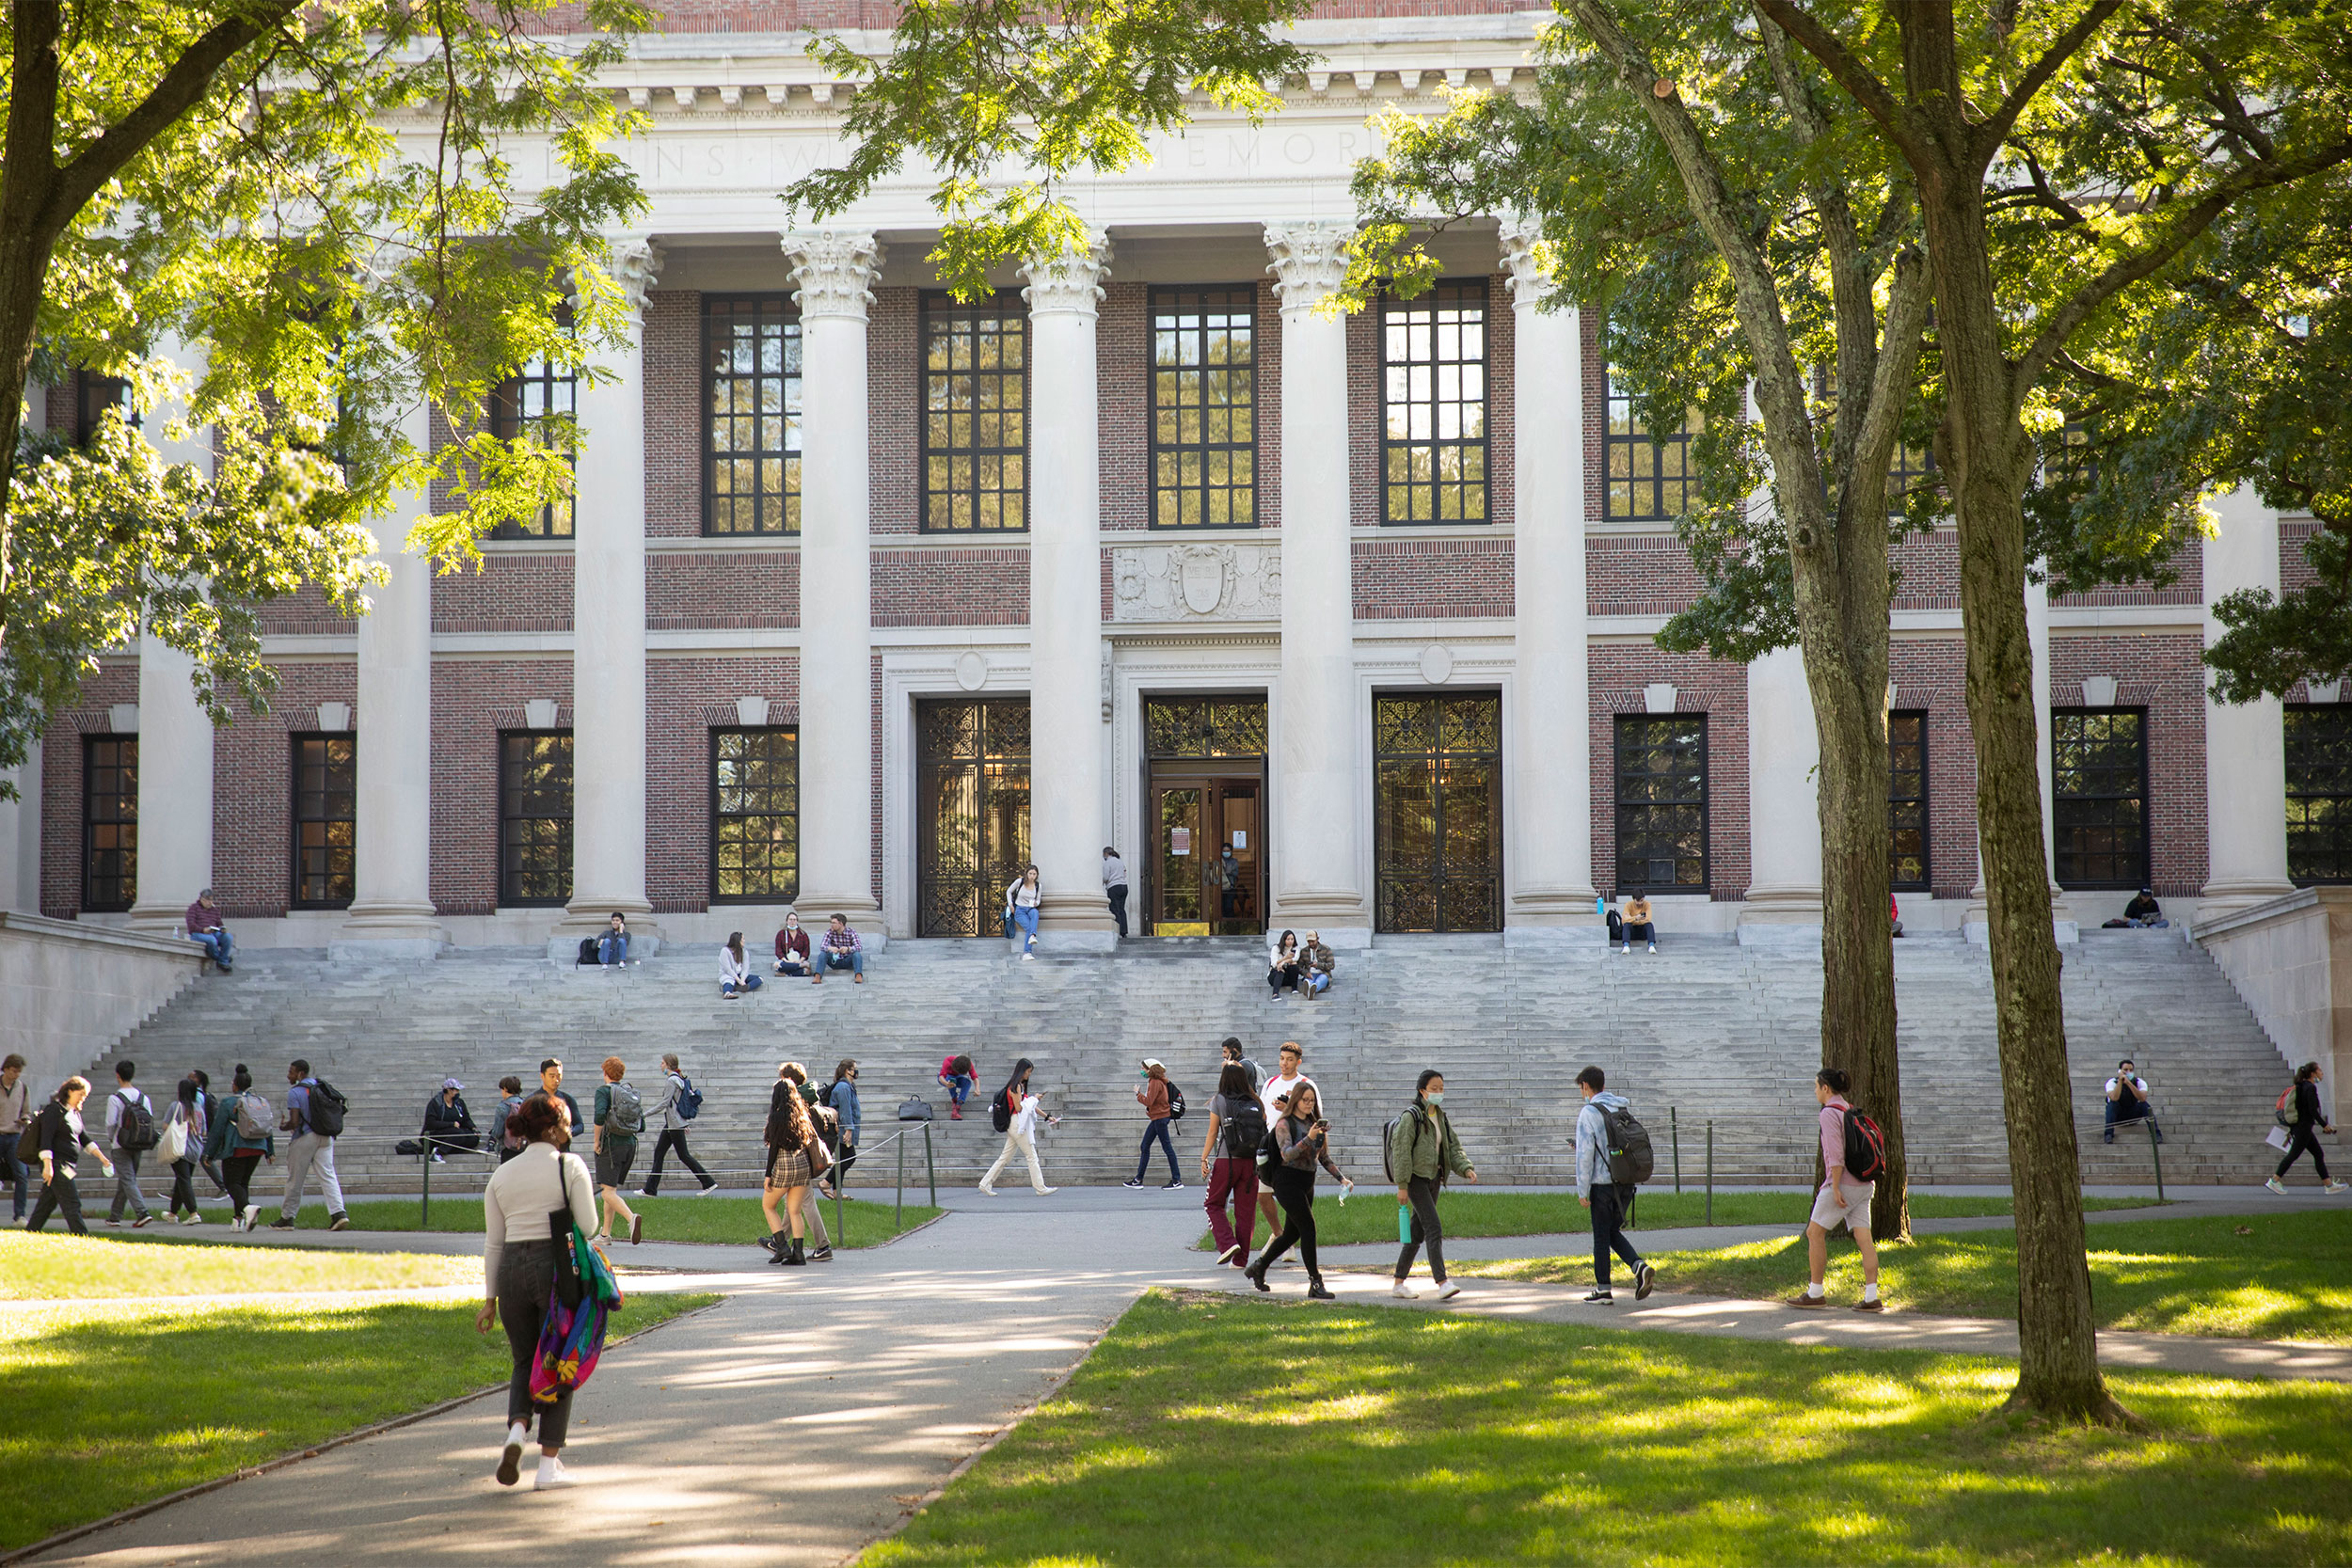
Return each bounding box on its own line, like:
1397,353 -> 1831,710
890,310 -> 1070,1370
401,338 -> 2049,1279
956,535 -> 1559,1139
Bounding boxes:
772,910 -> 814,977
1389,1069 -> 1478,1300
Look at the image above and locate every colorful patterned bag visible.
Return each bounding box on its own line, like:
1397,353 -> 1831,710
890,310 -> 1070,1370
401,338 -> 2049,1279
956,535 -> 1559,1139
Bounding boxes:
532,1224 -> 622,1404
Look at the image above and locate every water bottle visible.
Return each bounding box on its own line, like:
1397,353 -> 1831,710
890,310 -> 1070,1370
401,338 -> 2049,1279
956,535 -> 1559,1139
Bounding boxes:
1398,1201 -> 1412,1243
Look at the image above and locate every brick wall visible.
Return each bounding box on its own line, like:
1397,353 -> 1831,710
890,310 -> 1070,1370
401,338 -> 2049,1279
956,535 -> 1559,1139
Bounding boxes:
2048,633 -> 2207,900
1582,307 -> 1605,525
256,584 -> 358,637
1588,647 -> 1750,900
644,289 -> 704,539
429,659 -> 575,915
38,661 -> 139,919
648,551 -> 798,629
1257,279 -> 1285,533
872,548 -> 1028,626
2281,519 -> 2320,589
2052,538 -> 2202,607
1099,281 -> 1149,532
1352,536 -> 1513,618
1587,534 -> 1706,616
1892,531 -> 1959,610
1888,639 -> 1979,900
870,286 -> 920,536
209,663 -> 361,920
646,656 -> 801,911
434,555 -> 575,634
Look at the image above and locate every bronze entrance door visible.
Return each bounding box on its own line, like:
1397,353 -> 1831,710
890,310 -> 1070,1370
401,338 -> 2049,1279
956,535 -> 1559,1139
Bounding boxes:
916,698 -> 1030,936
1374,692 -> 1502,932
1141,696 -> 1267,936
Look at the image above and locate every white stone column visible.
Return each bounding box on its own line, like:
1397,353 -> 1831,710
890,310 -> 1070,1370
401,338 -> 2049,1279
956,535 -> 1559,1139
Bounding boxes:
1739,643 -> 1825,940
2201,483 -> 2295,918
1501,223 -> 1601,942
127,336 -> 216,934
1265,220 -> 1370,943
337,398 -> 447,957
1022,235 -> 1118,948
782,230 -> 883,924
554,239 -> 661,954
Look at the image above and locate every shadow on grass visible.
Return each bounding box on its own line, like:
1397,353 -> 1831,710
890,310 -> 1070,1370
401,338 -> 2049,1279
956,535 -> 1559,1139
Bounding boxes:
868,1290 -> 2352,1567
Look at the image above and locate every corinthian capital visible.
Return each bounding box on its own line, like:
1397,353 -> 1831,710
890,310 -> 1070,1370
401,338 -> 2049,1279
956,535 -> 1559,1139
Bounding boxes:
1020,231 -> 1114,318
781,230 -> 884,321
1499,216 -> 1559,306
579,237 -> 662,319
1263,219 -> 1355,311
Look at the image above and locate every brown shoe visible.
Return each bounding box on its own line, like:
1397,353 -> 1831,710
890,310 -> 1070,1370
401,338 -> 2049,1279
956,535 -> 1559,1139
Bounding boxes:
1853,1297 -> 1884,1312
629,1212 -> 644,1245
1789,1293 -> 1828,1309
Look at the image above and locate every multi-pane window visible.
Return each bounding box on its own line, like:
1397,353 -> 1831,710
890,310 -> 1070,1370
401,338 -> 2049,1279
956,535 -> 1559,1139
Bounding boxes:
499,731 -> 573,907
712,727 -> 798,902
1151,287 -> 1256,528
923,292 -> 1026,531
2285,705 -> 2352,884
1381,280 -> 1487,524
1886,444 -> 1936,513
2053,709 -> 2148,889
76,372 -> 135,446
704,294 -> 802,535
1373,694 -> 1503,931
488,346 -> 577,539
1887,711 -> 1930,890
1605,366 -> 1702,521
291,735 -> 357,909
1615,715 -> 1708,892
82,736 -> 137,913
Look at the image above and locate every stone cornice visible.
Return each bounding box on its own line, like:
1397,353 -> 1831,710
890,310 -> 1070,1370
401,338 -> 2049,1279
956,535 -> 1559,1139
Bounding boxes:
781,230 -> 884,321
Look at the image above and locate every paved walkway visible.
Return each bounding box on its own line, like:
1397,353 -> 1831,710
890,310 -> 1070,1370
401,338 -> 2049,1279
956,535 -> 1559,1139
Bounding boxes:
23,1183 -> 2349,1566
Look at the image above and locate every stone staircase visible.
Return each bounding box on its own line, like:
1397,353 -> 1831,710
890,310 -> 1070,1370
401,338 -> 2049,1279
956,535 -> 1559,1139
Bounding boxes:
71,928 -> 2288,1205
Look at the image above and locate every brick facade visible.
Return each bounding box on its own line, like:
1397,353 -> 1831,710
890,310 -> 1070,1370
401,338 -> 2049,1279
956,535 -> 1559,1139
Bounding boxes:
38,661 -> 139,920
209,663 -> 361,920
1587,534 -> 1707,617
1352,536 -> 1513,619
648,551 -> 798,630
1347,273 -> 1514,531
429,659 -> 575,915
1588,646 -> 1750,901
1099,281 -> 1149,532
255,584 -> 358,638
644,288 -> 705,539
646,656 -> 801,911
435,555 -> 575,634
872,548 -> 1028,626
1887,639 -> 1979,900
541,0 -> 1526,35
2048,633 -> 2208,901
869,286 -> 921,537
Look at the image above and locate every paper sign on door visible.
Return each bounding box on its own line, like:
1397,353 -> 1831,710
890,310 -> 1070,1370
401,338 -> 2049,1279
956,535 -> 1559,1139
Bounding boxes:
1170,828 -> 1192,856
1230,830 -> 1248,850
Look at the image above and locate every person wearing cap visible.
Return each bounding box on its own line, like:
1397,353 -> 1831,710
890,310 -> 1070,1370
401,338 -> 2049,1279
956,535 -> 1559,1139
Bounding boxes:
2122,888 -> 2169,928
183,888 -> 234,974
2104,1057 -> 2162,1143
1124,1058 -> 1184,1190
423,1077 -> 479,1163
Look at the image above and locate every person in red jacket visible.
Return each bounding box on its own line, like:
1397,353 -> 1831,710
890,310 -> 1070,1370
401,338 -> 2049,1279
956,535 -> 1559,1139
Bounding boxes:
772,910 -> 814,976
184,889 -> 233,973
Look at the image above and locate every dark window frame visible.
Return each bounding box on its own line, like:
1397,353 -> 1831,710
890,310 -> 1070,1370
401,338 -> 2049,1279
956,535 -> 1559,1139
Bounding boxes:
81,734 -> 137,913
2052,705 -> 2150,891
709,725 -> 801,904
703,293 -> 803,537
1604,364 -> 1701,522
1148,285 -> 1258,530
1379,278 -> 1489,526
487,317 -> 578,540
289,732 -> 358,911
497,728 -> 575,909
1613,713 -> 1710,895
921,289 -> 1029,533
1887,709 -> 1931,891
2285,704 -> 2352,886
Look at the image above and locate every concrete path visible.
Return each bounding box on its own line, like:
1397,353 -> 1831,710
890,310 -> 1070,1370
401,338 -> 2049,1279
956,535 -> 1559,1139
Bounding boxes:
23,1183 -> 2349,1566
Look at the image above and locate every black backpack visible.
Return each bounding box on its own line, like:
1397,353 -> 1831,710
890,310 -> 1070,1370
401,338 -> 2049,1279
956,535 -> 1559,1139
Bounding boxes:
305,1079 -> 348,1137
1256,1123 -> 1284,1180
1223,1098 -> 1266,1160
1165,1080 -> 1186,1121
577,936 -> 600,966
992,1086 -> 1016,1133
112,1090 -> 158,1152
1601,1102 -> 1654,1185
1841,1106 -> 1887,1182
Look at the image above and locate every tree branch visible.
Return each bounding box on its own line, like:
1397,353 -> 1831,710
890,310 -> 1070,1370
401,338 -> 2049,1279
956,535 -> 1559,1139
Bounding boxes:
1973,0 -> 2124,163
1843,246 -> 1933,522
1753,0 -> 1923,168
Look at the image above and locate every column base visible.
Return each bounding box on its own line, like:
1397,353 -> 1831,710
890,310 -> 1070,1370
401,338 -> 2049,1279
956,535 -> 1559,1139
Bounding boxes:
1269,895 -> 1373,948
2195,879 -> 2297,927
125,900 -> 195,940
1962,889 -> 2079,946
332,903 -> 452,962
1737,886 -> 1823,945
1506,892 -> 1606,927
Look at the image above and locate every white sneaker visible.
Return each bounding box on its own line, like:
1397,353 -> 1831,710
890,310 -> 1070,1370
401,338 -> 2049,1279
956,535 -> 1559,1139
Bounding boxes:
2325,1180 -> 2348,1195
977,1186 -> 998,1197
1020,952 -> 1035,961
533,1458 -> 577,1491
1437,1282 -> 1462,1301
1646,943 -> 1657,953
1036,1186 -> 1059,1195
240,1204 -> 261,1231
2265,1176 -> 2288,1195
1391,1281 -> 1418,1299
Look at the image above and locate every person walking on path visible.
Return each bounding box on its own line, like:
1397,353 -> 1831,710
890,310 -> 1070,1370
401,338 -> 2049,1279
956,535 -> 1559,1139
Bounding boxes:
938,1053 -> 978,1120
1199,1063 -> 1265,1265
1219,1037 -> 1263,1101
1126,1058 -> 1184,1190
591,1057 -> 644,1245
1006,864 -> 1043,960
1103,847 -> 1130,938
163,1076 -> 209,1224
1391,1069 -> 1477,1301
1254,1043 -> 1315,1247
490,1076 -> 530,1165
201,1064 -> 274,1230
978,1058 -> 1059,1196
822,1061 -> 862,1194
780,1063 -> 839,1257
1247,1081 -> 1348,1299
102,1061 -> 156,1228
25,1076 -> 113,1233
2,1053 -> 31,1224
2267,1061 -> 2344,1194
272,1058 -> 350,1231
1796,1067 -> 1884,1309
760,1071 -> 823,1265
478,1095 -> 600,1491
1573,1066 -> 1651,1305
639,1053 -> 717,1196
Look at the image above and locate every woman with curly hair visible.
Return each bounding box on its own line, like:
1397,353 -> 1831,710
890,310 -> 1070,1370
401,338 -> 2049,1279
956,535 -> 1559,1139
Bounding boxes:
761,1066 -> 823,1265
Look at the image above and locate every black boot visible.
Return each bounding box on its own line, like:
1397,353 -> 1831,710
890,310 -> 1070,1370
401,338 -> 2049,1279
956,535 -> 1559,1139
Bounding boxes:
1245,1257 -> 1271,1292
784,1236 -> 807,1266
1307,1275 -> 1335,1301
761,1228 -> 786,1254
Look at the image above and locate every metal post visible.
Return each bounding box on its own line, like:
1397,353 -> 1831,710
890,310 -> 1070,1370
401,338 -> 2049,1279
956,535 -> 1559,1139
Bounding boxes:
897,1131 -> 906,1230
2147,1116 -> 2165,1204
421,1139 -> 431,1227
1671,1106 -> 1682,1196
1705,1121 -> 1714,1227
924,1122 -> 937,1209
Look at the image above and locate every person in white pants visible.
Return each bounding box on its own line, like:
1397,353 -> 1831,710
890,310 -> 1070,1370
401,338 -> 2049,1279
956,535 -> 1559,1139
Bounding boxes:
978,1058 -> 1058,1196
272,1059 -> 349,1230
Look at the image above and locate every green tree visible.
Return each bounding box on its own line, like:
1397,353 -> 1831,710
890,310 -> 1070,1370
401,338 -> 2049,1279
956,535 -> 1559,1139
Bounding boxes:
1,0 -> 650,778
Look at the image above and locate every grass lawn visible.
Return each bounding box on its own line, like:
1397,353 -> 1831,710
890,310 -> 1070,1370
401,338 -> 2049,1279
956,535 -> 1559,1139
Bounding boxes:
230,1193 -> 945,1247
1200,1188 -> 2163,1249
1453,1209 -> 2352,1343
0,1286 -> 715,1553
868,1290 -> 2352,1567
0,1231 -> 476,1299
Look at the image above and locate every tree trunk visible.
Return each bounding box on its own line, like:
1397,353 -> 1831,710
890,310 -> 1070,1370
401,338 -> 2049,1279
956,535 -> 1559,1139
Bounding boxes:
1921,182 -> 2125,1424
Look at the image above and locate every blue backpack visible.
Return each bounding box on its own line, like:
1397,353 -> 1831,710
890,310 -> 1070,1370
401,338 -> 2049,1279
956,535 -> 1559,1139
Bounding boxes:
673,1073 -> 703,1123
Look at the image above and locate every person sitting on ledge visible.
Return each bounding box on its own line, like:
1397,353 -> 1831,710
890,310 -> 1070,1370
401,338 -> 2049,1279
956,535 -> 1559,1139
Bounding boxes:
422,1078 -> 480,1162
2123,888 -> 2169,928
184,889 -> 234,974
773,910 -> 814,977
1619,894 -> 1657,955
598,911 -> 629,968
813,913 -> 866,985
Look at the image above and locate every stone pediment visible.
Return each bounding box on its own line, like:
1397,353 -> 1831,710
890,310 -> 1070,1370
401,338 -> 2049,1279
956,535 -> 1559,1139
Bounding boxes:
1110,541 -> 1281,623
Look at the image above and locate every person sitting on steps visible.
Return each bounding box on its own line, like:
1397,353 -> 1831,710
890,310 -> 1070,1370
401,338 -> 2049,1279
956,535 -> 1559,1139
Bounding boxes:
1619,894 -> 1657,954
1300,931 -> 1336,998
812,913 -> 866,985
598,911 -> 629,968
772,910 -> 813,976
1267,929 -> 1303,998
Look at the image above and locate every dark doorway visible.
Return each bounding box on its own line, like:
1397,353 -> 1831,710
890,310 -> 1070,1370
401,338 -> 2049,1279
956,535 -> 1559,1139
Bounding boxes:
1142,696 -> 1266,935
1374,693 -> 1502,932
916,698 -> 1030,936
